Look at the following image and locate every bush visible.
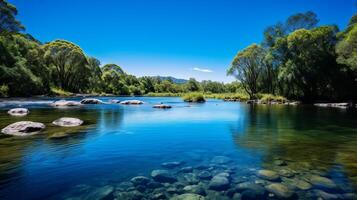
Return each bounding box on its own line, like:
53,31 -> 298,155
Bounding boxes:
145,92 -> 182,97
0,85 -> 9,97
182,93 -> 205,102
50,87 -> 73,97
259,93 -> 287,103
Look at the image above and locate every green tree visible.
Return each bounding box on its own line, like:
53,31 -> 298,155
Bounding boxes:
42,40 -> 91,92
227,44 -> 266,98
0,0 -> 25,33
185,78 -> 200,92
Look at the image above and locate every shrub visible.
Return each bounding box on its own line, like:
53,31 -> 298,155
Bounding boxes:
182,93 -> 205,102
259,93 -> 287,103
0,85 -> 9,97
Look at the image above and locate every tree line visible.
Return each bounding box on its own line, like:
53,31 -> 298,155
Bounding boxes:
0,0 -> 242,97
227,11 -> 357,102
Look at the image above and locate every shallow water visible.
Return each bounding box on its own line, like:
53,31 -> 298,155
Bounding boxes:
0,97 -> 357,200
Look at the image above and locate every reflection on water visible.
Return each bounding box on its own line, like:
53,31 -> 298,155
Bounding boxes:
0,97 -> 356,199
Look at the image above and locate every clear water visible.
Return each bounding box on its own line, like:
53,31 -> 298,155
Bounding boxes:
0,97 -> 357,200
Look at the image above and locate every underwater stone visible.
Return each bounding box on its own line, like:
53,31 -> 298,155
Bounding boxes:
198,171 -> 212,180
257,170 -> 280,181
180,166 -> 194,173
130,176 -> 150,186
211,156 -> 231,164
170,193 -> 205,200
151,169 -> 177,183
265,183 -> 294,199
183,185 -> 206,195
161,161 -> 183,169
309,175 -> 337,190
208,174 -> 230,191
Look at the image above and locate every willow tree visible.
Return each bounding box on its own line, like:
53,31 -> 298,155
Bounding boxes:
227,44 -> 266,98
42,40 -> 90,92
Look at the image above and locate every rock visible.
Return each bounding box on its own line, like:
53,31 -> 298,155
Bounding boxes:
115,181 -> 134,192
183,185 -> 206,195
7,108 -> 29,116
130,176 -> 150,186
342,193 -> 357,200
279,169 -> 294,178
80,98 -> 103,104
1,121 -> 45,136
51,100 -> 81,107
314,190 -> 341,200
152,192 -> 167,199
180,166 -> 193,173
235,182 -> 266,195
153,104 -> 172,109
274,159 -> 287,166
291,179 -> 311,190
120,100 -> 144,105
151,169 -> 177,183
162,161 -> 182,168
84,185 -> 113,200
208,175 -> 230,191
257,170 -> 280,181
265,183 -> 294,199
170,193 -> 205,200
232,193 -> 242,200
52,117 -> 83,127
109,99 -> 121,104
179,173 -> 199,184
211,156 -> 231,164
308,175 -> 337,190
114,190 -> 143,200
198,171 -> 212,180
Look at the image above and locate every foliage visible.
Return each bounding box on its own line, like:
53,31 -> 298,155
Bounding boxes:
182,93 -> 205,102
258,93 -> 287,104
50,87 -> 73,97
0,84 -> 8,97
0,0 -> 24,33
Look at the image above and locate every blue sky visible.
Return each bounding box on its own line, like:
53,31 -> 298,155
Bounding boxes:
9,0 -> 356,82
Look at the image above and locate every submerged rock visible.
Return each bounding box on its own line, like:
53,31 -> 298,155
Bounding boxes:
308,175 -> 337,190
170,193 -> 205,200
198,171 -> 212,180
114,190 -> 143,200
80,98 -> 103,104
7,108 -> 29,116
183,185 -> 206,195
151,169 -> 177,183
211,156 -> 231,164
153,104 -> 172,109
265,183 -> 294,199
257,170 -> 280,181
51,100 -> 81,107
1,121 -> 45,136
161,161 -> 182,169
180,166 -> 193,173
209,174 -> 230,191
52,117 -> 83,127
83,185 -> 114,200
179,173 -> 200,184
235,181 -> 266,199
130,176 -> 150,186
120,100 -> 144,105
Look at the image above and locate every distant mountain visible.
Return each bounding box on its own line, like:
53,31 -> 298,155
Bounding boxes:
152,76 -> 188,84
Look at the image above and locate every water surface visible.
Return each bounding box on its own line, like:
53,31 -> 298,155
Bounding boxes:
0,97 -> 356,199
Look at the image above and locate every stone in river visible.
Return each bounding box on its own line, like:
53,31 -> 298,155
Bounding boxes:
314,190 -> 341,200
161,161 -> 183,169
80,98 -> 103,104
83,185 -> 114,200
257,169 -> 280,181
265,183 -> 294,199
151,169 -> 177,183
1,121 -> 45,136
52,117 -> 83,127
114,190 -> 144,200
120,100 -> 144,105
211,156 -> 231,164
51,100 -> 81,107
308,175 -> 337,190
208,174 -> 230,191
279,169 -> 295,178
235,181 -> 266,198
183,185 -> 206,195
179,173 -> 199,184
153,104 -> 172,109
180,166 -> 193,173
170,193 -> 205,200
130,176 -> 150,186
7,108 -> 29,116
198,170 -> 212,180
274,159 -> 287,166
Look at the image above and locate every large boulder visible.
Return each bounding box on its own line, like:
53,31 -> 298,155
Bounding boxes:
1,121 -> 45,136
120,100 -> 144,105
80,98 -> 103,104
52,117 -> 83,127
7,108 -> 29,116
51,100 -> 81,107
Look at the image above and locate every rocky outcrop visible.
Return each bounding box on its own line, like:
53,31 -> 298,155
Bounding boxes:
1,121 -> 45,136
80,98 -> 103,104
52,117 -> 83,127
7,108 -> 29,116
120,100 -> 144,105
51,100 -> 81,107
